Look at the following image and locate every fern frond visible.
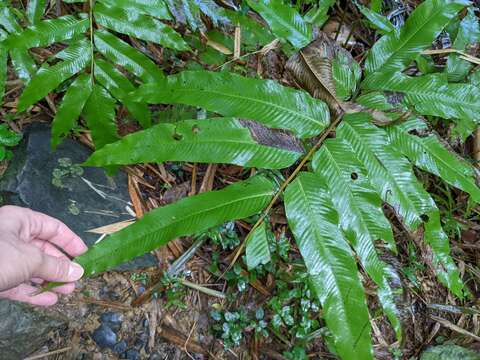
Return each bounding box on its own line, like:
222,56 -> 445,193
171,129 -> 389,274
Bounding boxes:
26,0 -> 47,25
303,0 -> 335,27
246,222 -> 271,270
94,30 -> 164,83
97,0 -> 172,20
362,72 -> 480,127
364,0 -> 468,77
84,118 -> 302,169
9,48 -> 37,83
94,1 -> 190,51
356,2 -> 396,35
94,59 -> 152,128
75,176 -> 275,276
338,113 -> 465,296
332,52 -> 361,101
387,125 -> 480,202
17,40 -> 91,112
165,0 -> 229,32
51,73 -> 92,149
285,172 -> 373,360
445,7 -> 480,82
219,8 -> 275,47
83,84 -> 119,149
3,15 -> 89,50
133,70 -> 330,139
0,3 -> 22,33
246,0 -> 312,49
312,139 -> 402,339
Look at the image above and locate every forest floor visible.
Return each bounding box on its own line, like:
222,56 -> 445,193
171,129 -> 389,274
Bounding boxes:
2,0 -> 480,359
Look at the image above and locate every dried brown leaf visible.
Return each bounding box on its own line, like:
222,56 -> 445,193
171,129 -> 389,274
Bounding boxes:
286,32 -> 351,115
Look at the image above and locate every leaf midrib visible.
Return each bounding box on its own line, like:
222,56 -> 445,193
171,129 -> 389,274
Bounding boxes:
165,87 -> 327,131
295,179 -> 358,348
82,188 -> 274,266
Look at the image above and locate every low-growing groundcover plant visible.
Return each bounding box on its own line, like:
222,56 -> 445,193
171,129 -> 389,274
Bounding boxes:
2,0 -> 480,358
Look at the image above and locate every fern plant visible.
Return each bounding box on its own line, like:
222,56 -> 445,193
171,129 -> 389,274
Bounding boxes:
0,0 -> 190,148
3,0 -> 480,359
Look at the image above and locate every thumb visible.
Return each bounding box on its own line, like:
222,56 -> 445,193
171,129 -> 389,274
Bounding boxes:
33,253 -> 84,283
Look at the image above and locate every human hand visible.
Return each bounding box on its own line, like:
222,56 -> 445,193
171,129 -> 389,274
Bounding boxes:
0,206 -> 88,306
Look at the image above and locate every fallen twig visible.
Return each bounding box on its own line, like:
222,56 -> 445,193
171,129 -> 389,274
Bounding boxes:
24,347 -> 71,360
430,315 -> 480,342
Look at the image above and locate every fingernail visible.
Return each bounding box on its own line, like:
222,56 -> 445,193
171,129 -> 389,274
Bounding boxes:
68,262 -> 84,280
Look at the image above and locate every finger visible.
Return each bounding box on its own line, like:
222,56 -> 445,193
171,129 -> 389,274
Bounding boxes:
33,252 -> 84,283
30,241 -> 81,294
32,239 -> 69,260
0,284 -> 58,306
22,208 -> 88,256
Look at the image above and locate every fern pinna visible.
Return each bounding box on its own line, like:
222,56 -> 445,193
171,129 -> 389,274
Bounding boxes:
2,0 -> 480,359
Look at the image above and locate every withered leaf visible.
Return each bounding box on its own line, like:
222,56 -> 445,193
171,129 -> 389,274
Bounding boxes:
286,32 -> 354,116
287,33 -> 403,126
240,119 -> 304,153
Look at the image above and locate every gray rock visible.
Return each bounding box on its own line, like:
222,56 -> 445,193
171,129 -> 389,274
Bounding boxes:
92,324 -> 117,349
0,123 -> 156,270
0,299 -> 67,359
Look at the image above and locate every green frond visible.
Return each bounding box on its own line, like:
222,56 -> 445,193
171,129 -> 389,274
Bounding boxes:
94,30 -> 164,83
94,1 -> 190,51
26,0 -> 47,25
339,113 -> 435,228
219,8 -> 275,47
387,125 -> 480,202
97,0 -> 172,20
84,118 -> 302,169
423,211 -> 465,297
75,176 -> 275,276
356,2 -> 396,35
246,0 -> 312,49
83,84 -> 120,150
445,7 -> 480,82
133,70 -> 330,139
364,0 -> 468,77
362,72 -> 480,128
0,3 -> 22,33
332,52 -> 361,101
17,40 -> 91,112
312,139 -> 402,339
3,15 -> 89,50
285,172 -> 373,360
165,0 -> 229,32
338,113 -> 465,297
356,91 -> 397,112
51,73 -> 92,149
246,222 -> 271,270
94,59 -> 152,128
303,0 -> 335,27
9,48 -> 37,83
